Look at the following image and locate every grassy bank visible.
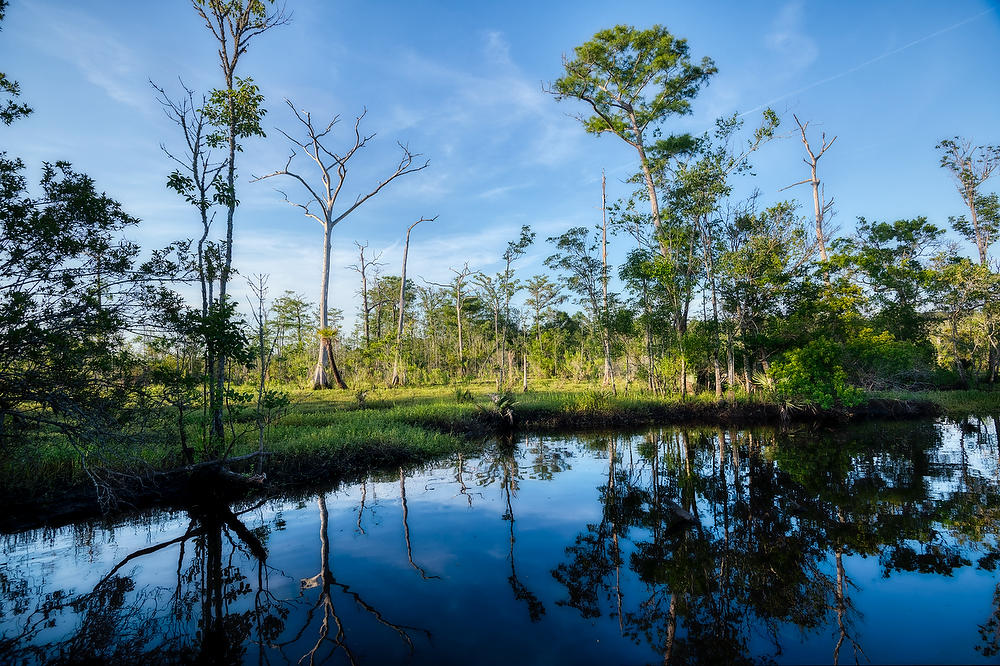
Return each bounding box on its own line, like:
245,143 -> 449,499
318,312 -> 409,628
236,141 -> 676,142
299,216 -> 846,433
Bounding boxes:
873,389 -> 1000,417
2,381 -> 994,531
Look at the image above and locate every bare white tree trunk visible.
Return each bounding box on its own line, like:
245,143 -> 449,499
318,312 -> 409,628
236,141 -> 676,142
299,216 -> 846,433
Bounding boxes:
783,115 -> 837,271
601,169 -> 616,393
391,217 -> 436,386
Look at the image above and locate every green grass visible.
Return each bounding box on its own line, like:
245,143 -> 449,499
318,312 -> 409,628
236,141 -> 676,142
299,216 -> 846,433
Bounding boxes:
5,381 -> 998,516
874,389 -> 1000,417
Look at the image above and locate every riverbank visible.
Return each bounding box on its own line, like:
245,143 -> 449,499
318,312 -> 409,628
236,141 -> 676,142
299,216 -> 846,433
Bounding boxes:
2,383 -> 995,532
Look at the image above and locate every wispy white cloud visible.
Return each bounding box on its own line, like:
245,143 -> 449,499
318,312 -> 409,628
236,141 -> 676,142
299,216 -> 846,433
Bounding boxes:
483,30 -> 512,66
477,182 -> 529,199
743,6 -> 994,117
764,2 -> 819,78
25,3 -> 153,113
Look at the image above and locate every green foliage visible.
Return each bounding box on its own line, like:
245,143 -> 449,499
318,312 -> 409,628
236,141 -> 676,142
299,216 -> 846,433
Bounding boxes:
770,338 -> 863,409
193,0 -> 273,22
354,389 -> 368,408
949,192 -> 999,257
750,370 -> 774,393
545,226 -> 607,320
553,25 -> 716,141
0,156 -> 149,445
204,76 -> 267,151
831,216 -> 942,341
843,328 -> 929,390
477,390 -> 518,425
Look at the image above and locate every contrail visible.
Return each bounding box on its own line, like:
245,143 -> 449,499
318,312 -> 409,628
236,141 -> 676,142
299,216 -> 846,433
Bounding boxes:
741,7 -> 995,116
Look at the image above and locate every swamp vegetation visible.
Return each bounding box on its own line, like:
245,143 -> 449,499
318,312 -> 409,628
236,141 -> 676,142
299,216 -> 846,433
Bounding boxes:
2,2 -> 1000,661
1,2 -> 999,515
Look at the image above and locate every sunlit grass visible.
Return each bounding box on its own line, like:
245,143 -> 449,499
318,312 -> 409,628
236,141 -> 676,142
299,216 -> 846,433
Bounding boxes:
874,389 -> 1000,416
5,381 -> 997,509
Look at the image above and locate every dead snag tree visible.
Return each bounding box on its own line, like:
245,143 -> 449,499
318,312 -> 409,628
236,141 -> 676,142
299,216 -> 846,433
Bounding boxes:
390,216 -> 437,386
782,114 -> 837,266
192,0 -> 287,439
937,137 -> 1000,266
348,241 -> 385,348
255,101 -> 429,389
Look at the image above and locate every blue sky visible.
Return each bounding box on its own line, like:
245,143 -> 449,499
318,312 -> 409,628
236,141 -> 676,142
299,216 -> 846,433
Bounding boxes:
2,0 -> 998,330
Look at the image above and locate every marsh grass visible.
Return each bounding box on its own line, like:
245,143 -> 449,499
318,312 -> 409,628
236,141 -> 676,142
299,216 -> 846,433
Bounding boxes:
4,380 -> 991,516
874,389 -> 1000,417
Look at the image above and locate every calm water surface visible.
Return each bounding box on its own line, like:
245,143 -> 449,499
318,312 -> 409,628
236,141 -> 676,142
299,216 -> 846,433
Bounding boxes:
3,417 -> 1000,664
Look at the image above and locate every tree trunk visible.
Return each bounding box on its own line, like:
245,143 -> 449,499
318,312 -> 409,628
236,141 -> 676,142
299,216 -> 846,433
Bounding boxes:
312,337 -> 333,389
522,353 -> 528,392
601,169 -> 614,388
361,262 -> 370,347
602,333 -> 617,395
315,224 -> 347,389
726,328 -> 736,400
810,161 -> 828,263
493,307 -> 502,386
966,184 -> 988,266
392,219 -> 428,386
209,63 -> 240,444
700,219 -> 723,399
631,123 -> 665,256
952,313 -> 967,384
743,352 -> 752,394
456,287 -> 465,377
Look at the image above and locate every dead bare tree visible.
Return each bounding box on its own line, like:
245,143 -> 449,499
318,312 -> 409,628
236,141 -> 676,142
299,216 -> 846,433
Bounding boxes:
153,81 -> 224,318
154,80 -> 226,460
347,241 -> 385,348
782,115 -> 837,266
936,137 -> 1000,266
425,262 -> 474,378
254,101 -> 429,389
601,169 -> 616,392
399,469 -> 439,580
290,495 -> 425,664
390,216 -> 437,386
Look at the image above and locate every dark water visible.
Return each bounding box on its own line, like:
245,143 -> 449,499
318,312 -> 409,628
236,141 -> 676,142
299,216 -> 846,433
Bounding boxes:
3,417 -> 1000,665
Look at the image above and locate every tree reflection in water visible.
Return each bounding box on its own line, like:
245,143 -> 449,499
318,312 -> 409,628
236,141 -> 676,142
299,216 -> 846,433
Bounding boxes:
3,418 -> 1000,664
552,419 -> 1000,664
0,489 -> 428,665
1,500 -> 287,664
492,444 -> 546,622
279,493 -> 428,665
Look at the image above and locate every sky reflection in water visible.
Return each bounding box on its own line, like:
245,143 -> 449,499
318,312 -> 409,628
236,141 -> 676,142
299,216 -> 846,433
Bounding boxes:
3,417 -> 1000,664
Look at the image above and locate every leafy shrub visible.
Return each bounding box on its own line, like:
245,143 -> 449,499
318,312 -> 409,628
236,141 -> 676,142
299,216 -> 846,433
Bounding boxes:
770,337 -> 864,409
751,370 -> 775,393
844,328 -> 929,389
477,391 -> 517,425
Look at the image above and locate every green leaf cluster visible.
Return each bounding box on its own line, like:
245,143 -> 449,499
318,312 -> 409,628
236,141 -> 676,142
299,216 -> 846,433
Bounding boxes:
771,337 -> 863,409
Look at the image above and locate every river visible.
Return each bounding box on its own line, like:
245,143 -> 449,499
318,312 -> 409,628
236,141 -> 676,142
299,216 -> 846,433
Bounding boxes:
2,417 -> 999,664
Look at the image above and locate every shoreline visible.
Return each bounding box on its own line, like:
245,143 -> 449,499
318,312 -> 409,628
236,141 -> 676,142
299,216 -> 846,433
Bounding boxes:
0,392 -> 959,534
